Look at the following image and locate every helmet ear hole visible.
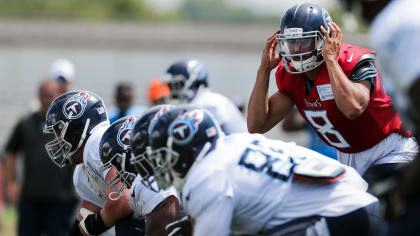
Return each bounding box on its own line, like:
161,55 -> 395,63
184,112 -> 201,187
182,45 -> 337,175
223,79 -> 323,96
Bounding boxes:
172,147 -> 193,176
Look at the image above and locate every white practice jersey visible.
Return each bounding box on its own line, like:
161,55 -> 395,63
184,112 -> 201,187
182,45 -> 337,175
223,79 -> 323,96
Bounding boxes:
82,124 -> 110,203
129,175 -> 178,216
181,133 -> 378,236
73,123 -> 115,236
370,0 -> 420,133
74,165 -> 105,208
189,87 -> 247,134
73,124 -> 109,207
370,0 -> 420,94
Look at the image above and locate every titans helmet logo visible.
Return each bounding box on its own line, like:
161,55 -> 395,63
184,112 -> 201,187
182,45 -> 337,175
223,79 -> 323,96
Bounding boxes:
148,105 -> 173,134
169,109 -> 204,145
117,115 -> 138,148
62,91 -> 90,119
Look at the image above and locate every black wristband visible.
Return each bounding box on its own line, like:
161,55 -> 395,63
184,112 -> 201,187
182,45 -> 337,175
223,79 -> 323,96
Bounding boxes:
69,219 -> 84,236
85,212 -> 111,235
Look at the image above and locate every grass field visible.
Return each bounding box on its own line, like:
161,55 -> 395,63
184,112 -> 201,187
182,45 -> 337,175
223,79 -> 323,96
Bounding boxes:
0,205 -> 17,236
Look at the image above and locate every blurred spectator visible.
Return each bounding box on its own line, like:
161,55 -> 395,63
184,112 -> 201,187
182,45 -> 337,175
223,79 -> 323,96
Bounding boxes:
50,58 -> 75,94
108,82 -> 146,124
282,108 -> 337,160
4,80 -> 77,236
147,77 -> 170,106
29,59 -> 75,112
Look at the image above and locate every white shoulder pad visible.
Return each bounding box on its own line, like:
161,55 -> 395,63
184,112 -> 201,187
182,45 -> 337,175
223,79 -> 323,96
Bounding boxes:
293,158 -> 346,183
129,175 -> 178,216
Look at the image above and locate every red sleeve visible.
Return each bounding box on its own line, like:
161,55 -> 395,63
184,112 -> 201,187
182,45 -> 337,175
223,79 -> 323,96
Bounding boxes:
338,43 -> 376,77
275,61 -> 293,99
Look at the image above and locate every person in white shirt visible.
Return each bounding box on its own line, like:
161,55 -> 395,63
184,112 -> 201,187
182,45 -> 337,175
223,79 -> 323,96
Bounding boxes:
141,106 -> 381,236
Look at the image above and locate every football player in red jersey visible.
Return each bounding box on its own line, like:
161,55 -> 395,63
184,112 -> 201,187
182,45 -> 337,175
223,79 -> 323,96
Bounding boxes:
247,3 -> 418,186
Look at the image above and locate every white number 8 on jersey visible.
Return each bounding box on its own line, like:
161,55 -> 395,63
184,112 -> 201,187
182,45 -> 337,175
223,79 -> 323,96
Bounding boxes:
304,110 -> 351,149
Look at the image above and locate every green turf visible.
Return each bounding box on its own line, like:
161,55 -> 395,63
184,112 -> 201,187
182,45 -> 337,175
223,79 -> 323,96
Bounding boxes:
0,205 -> 17,236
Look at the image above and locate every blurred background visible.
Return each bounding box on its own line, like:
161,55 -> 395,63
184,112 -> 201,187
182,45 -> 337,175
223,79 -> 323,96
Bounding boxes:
0,0 -> 370,234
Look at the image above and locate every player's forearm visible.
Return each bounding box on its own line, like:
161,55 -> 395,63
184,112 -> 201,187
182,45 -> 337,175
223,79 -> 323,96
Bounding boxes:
5,153 -> 16,185
147,195 -> 181,236
325,59 -> 369,120
247,67 -> 271,133
101,197 -> 133,227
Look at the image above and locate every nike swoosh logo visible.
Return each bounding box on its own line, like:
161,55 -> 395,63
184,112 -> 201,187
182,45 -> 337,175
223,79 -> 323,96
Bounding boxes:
346,53 -> 353,63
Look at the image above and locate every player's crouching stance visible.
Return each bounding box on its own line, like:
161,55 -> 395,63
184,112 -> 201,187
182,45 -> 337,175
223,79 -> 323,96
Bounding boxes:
140,106 -> 383,236
99,105 -> 181,236
43,90 -> 140,236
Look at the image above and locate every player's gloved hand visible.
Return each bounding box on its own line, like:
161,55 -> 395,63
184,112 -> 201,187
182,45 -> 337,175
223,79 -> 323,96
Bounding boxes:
79,208 -> 111,236
165,215 -> 193,236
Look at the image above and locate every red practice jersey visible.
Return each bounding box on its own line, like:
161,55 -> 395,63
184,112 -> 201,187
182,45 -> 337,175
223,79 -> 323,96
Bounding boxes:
276,43 -> 410,153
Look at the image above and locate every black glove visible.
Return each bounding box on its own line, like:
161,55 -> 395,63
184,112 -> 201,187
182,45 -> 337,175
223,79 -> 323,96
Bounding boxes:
165,215 -> 193,236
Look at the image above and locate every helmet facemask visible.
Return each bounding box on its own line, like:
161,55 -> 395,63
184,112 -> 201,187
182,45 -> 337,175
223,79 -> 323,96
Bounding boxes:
43,118 -> 90,167
277,28 -> 326,74
147,136 -> 213,192
164,73 -> 200,104
130,146 -> 161,192
101,151 -> 136,200
147,138 -> 182,192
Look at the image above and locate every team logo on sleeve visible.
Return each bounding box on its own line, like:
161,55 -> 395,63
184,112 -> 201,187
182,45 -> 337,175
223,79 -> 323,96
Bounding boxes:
169,109 -> 203,145
117,116 -> 138,147
62,91 -> 90,119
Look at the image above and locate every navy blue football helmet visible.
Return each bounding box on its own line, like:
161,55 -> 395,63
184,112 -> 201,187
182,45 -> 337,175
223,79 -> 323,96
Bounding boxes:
147,106 -> 222,191
129,104 -> 174,192
276,3 -> 333,74
164,59 -> 208,103
44,90 -> 109,167
100,115 -> 138,198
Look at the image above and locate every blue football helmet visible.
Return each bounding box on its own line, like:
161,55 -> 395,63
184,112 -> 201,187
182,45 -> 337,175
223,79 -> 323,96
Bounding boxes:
43,90 -> 109,167
100,115 -> 138,198
129,104 -> 174,192
164,59 -> 208,103
147,106 -> 222,191
276,3 -> 333,74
